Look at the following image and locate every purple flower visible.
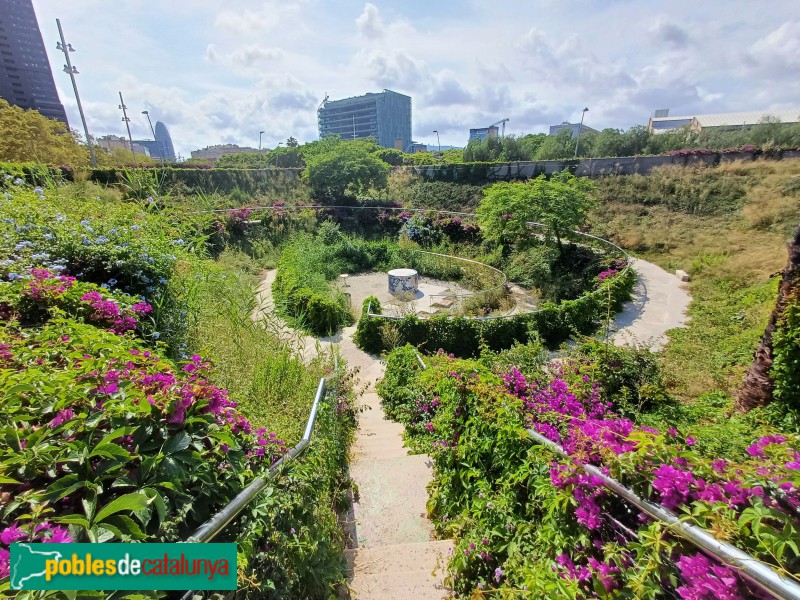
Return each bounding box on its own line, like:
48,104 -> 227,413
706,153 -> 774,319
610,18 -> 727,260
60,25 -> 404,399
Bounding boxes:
1,523 -> 25,545
676,553 -> 748,600
652,464 -> 694,510
49,408 -> 75,428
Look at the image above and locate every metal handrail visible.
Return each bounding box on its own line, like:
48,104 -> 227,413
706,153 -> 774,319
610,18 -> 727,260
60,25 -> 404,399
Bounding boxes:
526,429 -> 800,600
186,377 -> 327,544
411,351 -> 800,599
365,222 -> 630,322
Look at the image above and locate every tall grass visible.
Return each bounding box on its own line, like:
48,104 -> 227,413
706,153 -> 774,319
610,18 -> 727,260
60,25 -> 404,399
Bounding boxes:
590,159 -> 800,403
181,256 -> 328,442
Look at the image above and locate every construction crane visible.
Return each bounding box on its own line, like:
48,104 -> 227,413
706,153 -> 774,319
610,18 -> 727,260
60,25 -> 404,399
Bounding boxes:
490,118 -> 510,138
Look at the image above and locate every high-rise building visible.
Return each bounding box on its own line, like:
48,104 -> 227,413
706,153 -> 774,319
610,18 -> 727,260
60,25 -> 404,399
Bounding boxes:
548,121 -> 598,138
134,121 -> 176,162
190,144 -> 259,162
469,126 -> 499,141
0,0 -> 68,125
318,89 -> 411,151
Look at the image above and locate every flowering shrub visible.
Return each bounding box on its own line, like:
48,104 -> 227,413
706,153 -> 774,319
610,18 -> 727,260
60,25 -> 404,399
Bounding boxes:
0,316 -> 289,580
0,267 -> 153,338
378,347 -> 800,598
0,184 -> 208,356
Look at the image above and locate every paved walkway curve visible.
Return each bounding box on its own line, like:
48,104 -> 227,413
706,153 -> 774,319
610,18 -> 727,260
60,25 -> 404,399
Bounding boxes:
252,258 -> 691,599
254,271 -> 451,599
611,257 -> 692,351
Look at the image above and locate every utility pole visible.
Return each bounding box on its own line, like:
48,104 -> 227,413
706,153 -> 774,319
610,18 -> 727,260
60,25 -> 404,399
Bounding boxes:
118,92 -> 135,157
56,19 -> 96,167
142,110 -> 163,166
574,107 -> 589,157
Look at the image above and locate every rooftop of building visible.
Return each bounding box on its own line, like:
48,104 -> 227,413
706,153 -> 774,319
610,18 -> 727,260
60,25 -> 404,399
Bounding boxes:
650,108 -> 800,127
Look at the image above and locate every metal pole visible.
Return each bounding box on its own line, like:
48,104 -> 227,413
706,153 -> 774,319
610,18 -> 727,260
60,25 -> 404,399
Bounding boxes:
526,429 -> 800,600
433,130 -> 441,154
186,378 -> 326,544
410,351 -> 800,599
574,107 -> 588,157
142,111 -> 163,165
56,19 -> 96,167
118,92 -> 135,157
259,131 -> 264,151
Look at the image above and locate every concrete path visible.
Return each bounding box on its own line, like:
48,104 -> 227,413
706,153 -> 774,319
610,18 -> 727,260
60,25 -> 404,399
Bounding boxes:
611,257 -> 692,351
254,270 -> 451,599
253,258 -> 689,598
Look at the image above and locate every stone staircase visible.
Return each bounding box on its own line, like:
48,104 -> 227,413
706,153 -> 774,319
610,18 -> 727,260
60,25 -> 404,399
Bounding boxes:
345,359 -> 450,599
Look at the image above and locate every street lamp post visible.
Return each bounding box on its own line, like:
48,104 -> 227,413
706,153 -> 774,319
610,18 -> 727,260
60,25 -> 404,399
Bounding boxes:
259,131 -> 265,151
574,107 -> 589,157
56,19 -> 96,167
142,110 -> 163,165
433,130 -> 441,154
118,92 -> 135,158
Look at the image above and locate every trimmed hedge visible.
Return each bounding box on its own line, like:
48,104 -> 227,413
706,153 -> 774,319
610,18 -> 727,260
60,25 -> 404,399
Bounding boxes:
84,166 -> 303,196
355,268 -> 635,356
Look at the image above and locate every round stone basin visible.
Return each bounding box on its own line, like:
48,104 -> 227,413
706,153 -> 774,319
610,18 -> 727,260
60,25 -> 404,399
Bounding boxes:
388,268 -> 419,295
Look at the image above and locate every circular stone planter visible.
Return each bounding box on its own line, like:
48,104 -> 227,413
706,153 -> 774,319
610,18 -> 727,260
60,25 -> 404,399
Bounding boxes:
388,268 -> 419,295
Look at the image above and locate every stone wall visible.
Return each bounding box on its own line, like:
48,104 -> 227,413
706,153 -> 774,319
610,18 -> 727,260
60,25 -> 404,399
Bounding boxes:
404,150 -> 799,182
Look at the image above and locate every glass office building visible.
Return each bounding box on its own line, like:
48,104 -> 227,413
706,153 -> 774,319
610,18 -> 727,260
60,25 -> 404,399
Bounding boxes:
0,0 -> 68,125
318,89 -> 411,151
134,121 -> 176,161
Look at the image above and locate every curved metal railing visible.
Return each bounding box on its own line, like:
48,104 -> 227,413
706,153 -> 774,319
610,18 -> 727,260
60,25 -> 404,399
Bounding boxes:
180,355 -> 342,599
204,203 -> 632,321
365,221 -> 630,322
412,351 -> 800,600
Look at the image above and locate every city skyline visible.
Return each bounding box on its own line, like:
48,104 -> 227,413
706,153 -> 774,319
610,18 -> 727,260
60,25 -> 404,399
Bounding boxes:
27,1 -> 800,158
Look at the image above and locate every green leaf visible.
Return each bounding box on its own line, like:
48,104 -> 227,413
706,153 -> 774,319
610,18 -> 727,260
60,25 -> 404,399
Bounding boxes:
53,514 -> 90,529
43,474 -> 87,502
5,383 -> 36,397
94,492 -> 149,524
163,431 -> 191,455
102,514 -> 146,540
0,476 -> 21,484
97,426 -> 136,448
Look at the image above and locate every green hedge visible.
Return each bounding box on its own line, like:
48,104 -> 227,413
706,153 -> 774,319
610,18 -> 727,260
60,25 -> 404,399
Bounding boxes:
84,166 -> 303,196
355,269 -> 635,356
272,235 -> 354,336
0,162 -> 67,186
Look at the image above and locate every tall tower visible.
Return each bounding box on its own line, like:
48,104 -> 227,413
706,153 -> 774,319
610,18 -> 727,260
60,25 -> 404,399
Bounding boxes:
154,121 -> 175,161
318,89 -> 411,151
0,0 -> 68,125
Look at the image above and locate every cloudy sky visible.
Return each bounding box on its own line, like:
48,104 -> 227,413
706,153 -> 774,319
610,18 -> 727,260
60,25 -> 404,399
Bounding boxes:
32,0 -> 800,158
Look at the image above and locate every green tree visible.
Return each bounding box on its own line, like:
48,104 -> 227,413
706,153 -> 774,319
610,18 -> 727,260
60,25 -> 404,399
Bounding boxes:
533,128 -> 575,160
215,152 -> 272,168
373,147 -> 404,166
0,99 -> 89,165
267,146 -> 304,168
286,136 -> 299,147
477,171 -> 594,251
303,141 -> 390,199
517,133 -> 547,160
94,146 -> 157,167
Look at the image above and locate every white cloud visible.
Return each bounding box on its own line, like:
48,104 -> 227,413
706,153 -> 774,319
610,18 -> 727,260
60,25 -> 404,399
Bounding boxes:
205,44 -> 285,76
28,0 -> 800,154
746,21 -> 800,77
649,16 -> 690,49
356,3 -> 384,40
